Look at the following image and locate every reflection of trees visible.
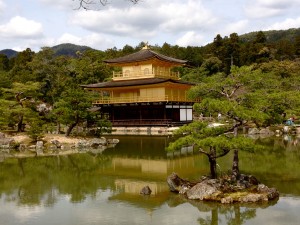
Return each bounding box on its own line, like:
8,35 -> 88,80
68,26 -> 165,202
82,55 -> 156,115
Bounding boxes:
0,153 -> 113,206
197,205 -> 256,225
255,135 -> 300,152
242,136 -> 300,195
221,205 -> 256,225
167,193 -> 278,225
198,208 -> 219,225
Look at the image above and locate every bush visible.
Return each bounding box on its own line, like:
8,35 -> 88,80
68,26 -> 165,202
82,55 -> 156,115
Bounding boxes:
95,119 -> 112,136
27,120 -> 44,141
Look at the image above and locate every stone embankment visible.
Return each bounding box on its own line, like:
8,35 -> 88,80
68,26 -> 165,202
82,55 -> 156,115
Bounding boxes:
167,173 -> 279,204
0,132 -> 119,157
247,126 -> 300,136
110,126 -> 179,135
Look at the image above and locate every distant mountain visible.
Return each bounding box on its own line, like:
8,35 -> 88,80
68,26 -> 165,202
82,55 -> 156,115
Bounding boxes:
0,43 -> 95,59
1,28 -> 300,59
51,43 -> 93,57
240,28 -> 300,43
0,49 -> 18,58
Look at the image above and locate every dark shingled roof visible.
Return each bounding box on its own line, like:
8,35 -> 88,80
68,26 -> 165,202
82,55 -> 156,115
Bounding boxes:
81,78 -> 194,89
103,49 -> 187,65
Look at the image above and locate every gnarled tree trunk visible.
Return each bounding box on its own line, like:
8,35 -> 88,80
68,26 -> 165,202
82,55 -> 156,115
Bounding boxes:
65,114 -> 79,137
17,115 -> 24,132
232,149 -> 240,180
65,122 -> 77,137
208,147 -> 217,179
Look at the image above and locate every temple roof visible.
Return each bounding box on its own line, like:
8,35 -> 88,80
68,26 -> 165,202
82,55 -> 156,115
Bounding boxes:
81,78 -> 194,89
103,48 -> 187,65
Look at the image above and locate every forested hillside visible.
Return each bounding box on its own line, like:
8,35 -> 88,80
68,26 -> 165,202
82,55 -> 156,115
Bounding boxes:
240,28 -> 300,43
0,28 -> 300,138
0,49 -> 18,59
51,43 -> 93,57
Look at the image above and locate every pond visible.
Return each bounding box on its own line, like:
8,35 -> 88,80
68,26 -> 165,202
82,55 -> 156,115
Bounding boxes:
0,135 -> 300,225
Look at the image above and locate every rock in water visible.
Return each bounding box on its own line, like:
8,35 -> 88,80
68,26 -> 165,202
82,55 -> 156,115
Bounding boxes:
140,186 -> 152,195
36,141 -> 44,155
51,140 -> 62,148
186,179 -> 221,200
167,172 -> 187,193
167,172 -> 197,193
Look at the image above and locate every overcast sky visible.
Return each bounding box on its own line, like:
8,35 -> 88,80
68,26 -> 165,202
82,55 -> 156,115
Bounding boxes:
0,0 -> 300,52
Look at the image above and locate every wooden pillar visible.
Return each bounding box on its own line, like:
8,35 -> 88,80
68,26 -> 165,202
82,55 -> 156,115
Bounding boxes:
139,104 -> 142,122
111,105 -> 114,122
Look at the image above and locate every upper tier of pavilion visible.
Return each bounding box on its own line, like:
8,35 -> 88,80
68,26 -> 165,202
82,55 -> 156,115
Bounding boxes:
104,46 -> 187,81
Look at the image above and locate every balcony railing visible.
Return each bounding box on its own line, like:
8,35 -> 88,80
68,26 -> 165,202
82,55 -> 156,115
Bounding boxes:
93,95 -> 200,105
111,119 -> 173,126
112,69 -> 180,80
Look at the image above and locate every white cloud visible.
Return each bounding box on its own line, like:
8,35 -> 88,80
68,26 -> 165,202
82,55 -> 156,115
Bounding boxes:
0,0 -> 300,51
245,0 -> 300,19
244,5 -> 282,19
41,0 -> 144,11
0,0 -> 6,12
0,16 -> 43,39
56,33 -> 113,49
266,17 -> 300,30
39,0 -> 74,10
71,0 -> 217,43
158,0 -> 217,33
57,33 -> 82,45
71,7 -> 161,38
254,0 -> 299,8
0,202 -> 45,224
176,31 -> 206,46
219,20 -> 249,37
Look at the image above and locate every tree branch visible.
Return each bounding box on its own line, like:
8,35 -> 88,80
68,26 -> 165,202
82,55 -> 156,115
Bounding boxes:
215,148 -> 230,159
74,0 -> 140,10
199,148 -> 210,157
15,92 -> 24,107
13,92 -> 32,108
199,147 -> 230,162
219,83 -> 243,100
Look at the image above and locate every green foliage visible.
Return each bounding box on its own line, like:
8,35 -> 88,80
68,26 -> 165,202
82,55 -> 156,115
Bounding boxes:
0,99 -> 10,128
201,57 -> 222,75
196,135 -> 259,153
0,71 -> 12,89
67,50 -> 110,85
0,54 -> 9,71
167,121 -> 259,153
94,119 -> 112,136
195,98 -> 268,125
168,122 -> 220,150
188,64 -> 300,126
0,82 -> 42,131
8,48 -> 35,82
167,120 -> 262,178
179,67 -> 208,82
27,119 -> 44,141
52,86 -> 96,136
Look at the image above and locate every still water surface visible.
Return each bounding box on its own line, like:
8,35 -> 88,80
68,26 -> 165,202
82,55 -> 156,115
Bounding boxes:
0,135 -> 300,225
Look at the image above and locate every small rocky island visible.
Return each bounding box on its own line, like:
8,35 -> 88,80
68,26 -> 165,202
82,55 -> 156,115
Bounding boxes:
167,172 -> 279,204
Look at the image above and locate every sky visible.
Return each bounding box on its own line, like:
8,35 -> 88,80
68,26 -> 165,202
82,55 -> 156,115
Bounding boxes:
0,0 -> 300,52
